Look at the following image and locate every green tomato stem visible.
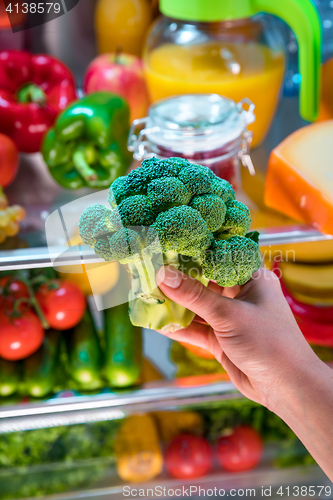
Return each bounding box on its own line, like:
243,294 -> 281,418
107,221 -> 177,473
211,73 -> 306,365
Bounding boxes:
72,150 -> 98,182
16,271 -> 50,329
17,83 -> 46,106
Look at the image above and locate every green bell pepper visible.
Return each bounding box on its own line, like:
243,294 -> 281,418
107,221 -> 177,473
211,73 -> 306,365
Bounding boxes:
42,92 -> 132,189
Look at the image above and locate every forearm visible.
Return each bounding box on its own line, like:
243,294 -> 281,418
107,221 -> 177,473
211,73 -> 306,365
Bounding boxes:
273,355 -> 333,480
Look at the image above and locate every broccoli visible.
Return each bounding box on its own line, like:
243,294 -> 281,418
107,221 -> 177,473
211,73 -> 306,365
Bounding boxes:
189,194 -> 226,232
78,204 -> 114,246
201,236 -> 261,287
117,195 -> 155,226
147,177 -> 191,213
210,176 -> 236,203
214,200 -> 251,239
149,205 -> 213,259
79,157 -> 260,331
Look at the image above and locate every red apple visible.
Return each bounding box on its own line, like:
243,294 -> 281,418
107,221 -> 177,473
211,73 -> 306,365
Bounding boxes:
83,53 -> 150,123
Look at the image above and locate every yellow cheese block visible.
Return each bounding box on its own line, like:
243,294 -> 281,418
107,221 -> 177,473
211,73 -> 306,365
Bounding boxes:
241,163 -> 333,263
279,261 -> 333,298
292,289 -> 333,307
264,121 -> 333,235
261,240 -> 333,264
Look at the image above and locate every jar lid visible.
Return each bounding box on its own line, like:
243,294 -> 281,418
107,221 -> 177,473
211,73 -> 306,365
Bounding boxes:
136,94 -> 255,154
160,0 -> 254,22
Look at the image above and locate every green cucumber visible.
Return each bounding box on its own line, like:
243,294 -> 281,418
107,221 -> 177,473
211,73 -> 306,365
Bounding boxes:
104,303 -> 142,388
0,358 -> 20,397
24,329 -> 61,398
67,309 -> 102,389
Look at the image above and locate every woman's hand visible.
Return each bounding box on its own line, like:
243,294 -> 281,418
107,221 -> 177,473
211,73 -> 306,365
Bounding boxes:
156,266 -> 320,412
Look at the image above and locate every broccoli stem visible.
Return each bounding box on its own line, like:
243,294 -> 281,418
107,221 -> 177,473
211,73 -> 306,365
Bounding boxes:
127,250 -> 197,332
130,250 -> 158,295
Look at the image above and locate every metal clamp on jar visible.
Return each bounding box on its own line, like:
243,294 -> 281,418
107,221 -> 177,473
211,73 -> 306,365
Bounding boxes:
128,93 -> 255,191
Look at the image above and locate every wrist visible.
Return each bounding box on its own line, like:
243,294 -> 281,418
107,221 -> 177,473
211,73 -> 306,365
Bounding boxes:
268,346 -> 330,419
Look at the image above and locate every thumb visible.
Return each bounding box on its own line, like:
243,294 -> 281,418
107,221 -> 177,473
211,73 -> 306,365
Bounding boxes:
156,266 -> 235,328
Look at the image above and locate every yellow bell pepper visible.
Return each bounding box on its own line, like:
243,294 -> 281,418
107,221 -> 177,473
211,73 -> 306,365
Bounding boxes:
114,414 -> 163,482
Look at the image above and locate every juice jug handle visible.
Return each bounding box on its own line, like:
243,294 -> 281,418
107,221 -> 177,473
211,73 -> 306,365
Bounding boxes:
252,0 -> 322,121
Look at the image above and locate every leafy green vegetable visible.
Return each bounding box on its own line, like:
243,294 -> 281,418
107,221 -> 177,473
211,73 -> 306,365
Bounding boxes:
0,419 -> 121,499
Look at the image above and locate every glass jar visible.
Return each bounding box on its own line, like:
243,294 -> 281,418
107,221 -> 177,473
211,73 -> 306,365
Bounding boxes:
128,93 -> 255,191
142,0 -> 322,147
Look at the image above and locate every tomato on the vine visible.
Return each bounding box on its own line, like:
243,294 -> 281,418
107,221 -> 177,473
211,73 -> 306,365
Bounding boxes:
0,276 -> 29,299
217,426 -> 263,472
0,308 -> 44,360
36,280 -> 86,330
165,434 -> 213,479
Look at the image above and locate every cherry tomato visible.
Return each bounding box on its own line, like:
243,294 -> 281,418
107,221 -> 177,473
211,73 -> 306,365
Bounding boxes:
0,134 -> 19,188
0,276 -> 29,299
0,308 -> 44,360
36,280 -> 86,330
217,425 -> 263,472
165,434 -> 213,479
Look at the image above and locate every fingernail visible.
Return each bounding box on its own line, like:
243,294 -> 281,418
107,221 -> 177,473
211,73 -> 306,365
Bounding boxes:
156,265 -> 183,289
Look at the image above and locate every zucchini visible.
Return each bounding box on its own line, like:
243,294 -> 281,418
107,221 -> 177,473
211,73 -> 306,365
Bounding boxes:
24,329 -> 61,398
0,358 -> 20,397
104,303 -> 142,388
67,309 -> 102,389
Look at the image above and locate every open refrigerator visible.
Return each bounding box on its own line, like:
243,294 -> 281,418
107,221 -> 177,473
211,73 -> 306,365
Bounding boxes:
0,94 -> 332,499
1,3 -> 333,499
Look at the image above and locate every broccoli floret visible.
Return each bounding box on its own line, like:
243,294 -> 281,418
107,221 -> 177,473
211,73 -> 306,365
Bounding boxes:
108,227 -> 143,263
202,236 -> 261,287
228,236 -> 261,285
78,204 -> 113,246
108,176 -> 130,207
189,194 -> 226,232
147,177 -> 191,213
94,236 -> 112,261
161,157 -> 192,174
215,200 -> 251,239
178,164 -> 212,196
79,156 -> 259,332
210,177 -> 236,203
117,195 -> 155,227
150,206 -> 213,258
126,157 -> 181,195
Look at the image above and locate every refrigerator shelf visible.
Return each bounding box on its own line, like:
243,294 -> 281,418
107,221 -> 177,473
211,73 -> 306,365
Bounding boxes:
0,375 -> 239,433
0,226 -> 331,271
1,153 -> 332,271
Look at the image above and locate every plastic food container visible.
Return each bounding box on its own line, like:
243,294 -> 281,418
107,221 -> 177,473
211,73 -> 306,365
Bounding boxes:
128,93 -> 255,190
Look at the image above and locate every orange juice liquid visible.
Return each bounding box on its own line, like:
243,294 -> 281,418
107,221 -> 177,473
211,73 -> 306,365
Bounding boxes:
144,42 -> 285,147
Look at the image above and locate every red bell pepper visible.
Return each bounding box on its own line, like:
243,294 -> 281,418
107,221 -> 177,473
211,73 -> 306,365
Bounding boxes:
0,50 -> 77,153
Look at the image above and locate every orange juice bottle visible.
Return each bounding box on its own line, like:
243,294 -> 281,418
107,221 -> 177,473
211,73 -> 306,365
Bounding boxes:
143,0 -> 321,147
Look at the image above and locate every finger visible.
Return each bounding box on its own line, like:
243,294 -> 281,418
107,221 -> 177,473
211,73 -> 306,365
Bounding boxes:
207,281 -> 240,298
156,266 -> 235,328
157,321 -> 222,357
